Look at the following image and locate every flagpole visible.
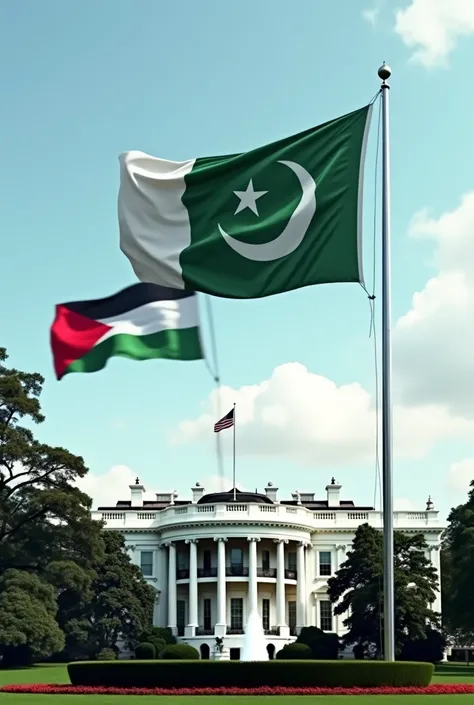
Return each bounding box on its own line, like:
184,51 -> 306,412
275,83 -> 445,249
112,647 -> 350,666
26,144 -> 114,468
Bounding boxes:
232,403 -> 236,501
378,62 -> 395,662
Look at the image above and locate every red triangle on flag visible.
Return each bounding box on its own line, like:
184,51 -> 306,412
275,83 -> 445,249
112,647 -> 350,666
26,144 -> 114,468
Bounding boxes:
50,305 -> 112,380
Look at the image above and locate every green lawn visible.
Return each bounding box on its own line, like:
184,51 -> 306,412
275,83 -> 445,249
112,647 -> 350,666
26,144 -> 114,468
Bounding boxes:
1,662 -> 474,704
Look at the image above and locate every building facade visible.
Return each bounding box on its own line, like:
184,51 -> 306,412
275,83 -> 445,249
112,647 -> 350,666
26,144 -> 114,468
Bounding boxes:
93,479 -> 443,660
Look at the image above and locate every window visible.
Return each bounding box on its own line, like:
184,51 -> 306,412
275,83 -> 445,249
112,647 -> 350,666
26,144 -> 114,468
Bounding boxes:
262,550 -> 270,570
319,600 -> 333,631
319,551 -> 332,576
203,550 -> 212,570
140,551 -> 153,576
288,552 -> 297,571
203,598 -> 212,631
262,598 -> 270,631
231,548 -> 243,568
230,598 -> 243,631
288,601 -> 296,635
177,552 -> 188,570
177,600 -> 186,636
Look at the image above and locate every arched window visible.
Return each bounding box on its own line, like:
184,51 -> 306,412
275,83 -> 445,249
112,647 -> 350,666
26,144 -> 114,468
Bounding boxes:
200,643 -> 210,660
267,643 -> 275,660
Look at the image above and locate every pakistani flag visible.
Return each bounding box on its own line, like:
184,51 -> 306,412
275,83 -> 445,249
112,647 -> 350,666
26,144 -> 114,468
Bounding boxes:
50,283 -> 203,380
119,104 -> 372,299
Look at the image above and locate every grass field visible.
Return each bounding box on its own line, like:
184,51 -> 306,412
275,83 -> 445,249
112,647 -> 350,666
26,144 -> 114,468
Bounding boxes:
1,662 -> 474,704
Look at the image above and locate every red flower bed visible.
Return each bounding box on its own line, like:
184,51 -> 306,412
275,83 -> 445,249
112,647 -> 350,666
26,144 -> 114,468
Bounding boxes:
2,683 -> 474,696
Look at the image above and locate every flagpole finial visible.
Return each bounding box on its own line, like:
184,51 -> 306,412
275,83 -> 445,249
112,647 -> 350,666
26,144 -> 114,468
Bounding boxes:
378,63 -> 392,83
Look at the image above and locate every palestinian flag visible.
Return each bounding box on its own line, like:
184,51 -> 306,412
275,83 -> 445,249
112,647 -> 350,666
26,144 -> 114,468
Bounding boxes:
50,283 -> 203,380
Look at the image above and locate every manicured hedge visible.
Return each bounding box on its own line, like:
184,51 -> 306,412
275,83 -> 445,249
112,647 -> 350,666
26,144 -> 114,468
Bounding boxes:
68,660 -> 433,689
276,643 -> 312,659
135,642 -> 156,659
161,644 -> 200,660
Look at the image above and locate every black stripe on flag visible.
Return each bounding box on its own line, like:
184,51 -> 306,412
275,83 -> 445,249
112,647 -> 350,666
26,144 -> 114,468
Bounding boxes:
214,408 -> 234,433
64,283 -> 194,320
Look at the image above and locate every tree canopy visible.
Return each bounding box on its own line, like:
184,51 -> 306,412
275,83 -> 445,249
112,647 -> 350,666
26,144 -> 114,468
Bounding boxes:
0,347 -> 154,663
327,523 -> 440,657
441,480 -> 474,642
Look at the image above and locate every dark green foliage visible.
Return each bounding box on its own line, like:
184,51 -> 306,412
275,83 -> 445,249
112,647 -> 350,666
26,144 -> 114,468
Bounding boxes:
135,642 -> 156,659
97,648 -> 117,661
68,659 -> 434,688
0,348 -> 155,662
327,523 -> 440,657
442,481 -> 474,637
296,626 -> 340,659
75,531 -> 156,656
0,348 -> 103,575
137,626 -> 173,657
139,626 -> 176,646
161,643 -> 200,660
400,627 -> 447,664
0,569 -> 65,666
276,643 -> 312,659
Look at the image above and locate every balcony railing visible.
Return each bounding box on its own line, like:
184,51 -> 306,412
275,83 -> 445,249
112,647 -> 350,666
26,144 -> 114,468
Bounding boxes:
264,627 -> 279,635
197,568 -> 217,578
96,504 -> 440,531
227,627 -> 244,634
176,569 -> 190,579
257,568 -> 277,578
226,565 -> 249,577
285,569 -> 297,580
196,627 -> 214,635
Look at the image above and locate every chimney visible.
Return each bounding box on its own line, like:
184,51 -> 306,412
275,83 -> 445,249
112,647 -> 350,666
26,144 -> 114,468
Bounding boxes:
192,482 -> 205,503
130,477 -> 145,507
264,482 -> 278,502
326,477 -> 342,507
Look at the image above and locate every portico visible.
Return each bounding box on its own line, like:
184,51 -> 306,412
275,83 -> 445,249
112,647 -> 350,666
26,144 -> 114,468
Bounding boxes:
164,535 -> 310,638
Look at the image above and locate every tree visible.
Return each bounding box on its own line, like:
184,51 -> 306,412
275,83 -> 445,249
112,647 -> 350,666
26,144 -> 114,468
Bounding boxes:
327,523 -> 440,658
58,532 -> 156,658
442,481 -> 474,638
0,569 -> 65,666
0,347 -> 103,573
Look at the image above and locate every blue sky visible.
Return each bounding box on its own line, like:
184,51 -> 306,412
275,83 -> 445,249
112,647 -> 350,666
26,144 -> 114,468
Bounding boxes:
2,0 -> 474,516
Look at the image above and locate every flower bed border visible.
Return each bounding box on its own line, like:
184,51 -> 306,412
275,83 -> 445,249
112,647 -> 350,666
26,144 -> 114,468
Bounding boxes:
2,683 -> 474,696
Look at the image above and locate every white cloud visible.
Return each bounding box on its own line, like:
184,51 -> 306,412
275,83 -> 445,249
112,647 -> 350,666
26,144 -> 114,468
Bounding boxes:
363,7 -> 380,26
447,458 -> 474,495
172,362 -> 474,467
76,465 -> 154,509
394,193 -> 474,415
395,0 -> 474,67
77,465 -> 237,509
394,497 -> 418,511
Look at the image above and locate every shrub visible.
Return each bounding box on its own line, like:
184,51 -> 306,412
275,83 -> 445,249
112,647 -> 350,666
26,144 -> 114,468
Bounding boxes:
134,642 -> 156,660
161,644 -> 200,660
68,659 -> 434,688
139,627 -> 176,645
97,649 -> 117,661
276,643 -> 312,659
400,628 -> 447,664
296,626 -> 340,659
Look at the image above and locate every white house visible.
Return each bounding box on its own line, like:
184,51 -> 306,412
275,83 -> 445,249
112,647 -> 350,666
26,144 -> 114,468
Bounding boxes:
92,478 -> 444,660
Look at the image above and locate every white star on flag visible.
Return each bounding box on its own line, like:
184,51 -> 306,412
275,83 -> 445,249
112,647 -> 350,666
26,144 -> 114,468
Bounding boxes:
233,179 -> 268,216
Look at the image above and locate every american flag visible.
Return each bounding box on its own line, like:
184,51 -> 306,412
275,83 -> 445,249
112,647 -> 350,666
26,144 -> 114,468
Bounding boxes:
214,408 -> 234,433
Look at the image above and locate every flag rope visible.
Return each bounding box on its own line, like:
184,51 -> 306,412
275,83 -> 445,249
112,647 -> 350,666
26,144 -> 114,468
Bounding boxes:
203,295 -> 225,490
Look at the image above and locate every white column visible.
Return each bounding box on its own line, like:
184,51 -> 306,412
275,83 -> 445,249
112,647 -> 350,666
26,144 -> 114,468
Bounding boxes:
167,542 -> 177,635
334,545 -> 347,634
296,541 -> 306,633
214,537 -> 227,636
247,537 -> 259,615
275,539 -> 289,636
185,539 -> 198,636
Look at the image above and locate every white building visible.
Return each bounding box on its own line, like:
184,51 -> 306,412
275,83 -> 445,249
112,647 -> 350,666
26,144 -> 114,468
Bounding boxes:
93,479 -> 443,660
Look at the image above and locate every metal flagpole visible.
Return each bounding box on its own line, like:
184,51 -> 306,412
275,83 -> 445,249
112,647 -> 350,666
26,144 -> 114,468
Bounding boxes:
232,403 -> 237,501
378,62 -> 395,662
